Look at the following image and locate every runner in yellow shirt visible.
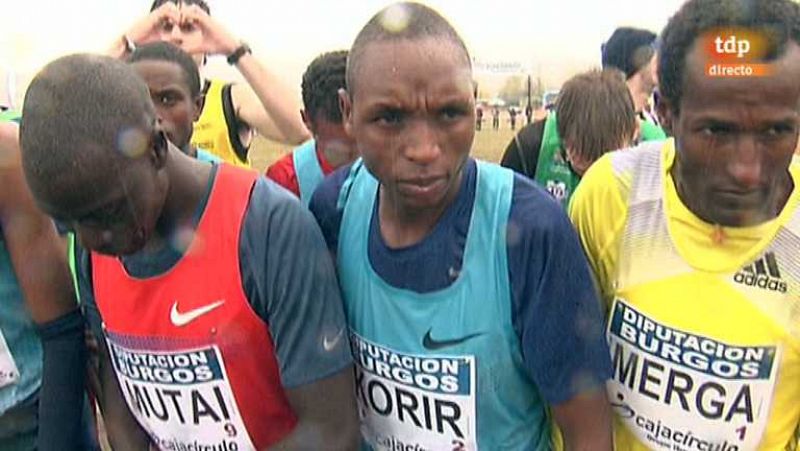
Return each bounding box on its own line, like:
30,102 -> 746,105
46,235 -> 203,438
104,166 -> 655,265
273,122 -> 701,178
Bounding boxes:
569,0 -> 800,449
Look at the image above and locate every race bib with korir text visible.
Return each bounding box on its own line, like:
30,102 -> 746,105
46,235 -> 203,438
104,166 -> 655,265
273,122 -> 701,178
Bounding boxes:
351,333 -> 477,451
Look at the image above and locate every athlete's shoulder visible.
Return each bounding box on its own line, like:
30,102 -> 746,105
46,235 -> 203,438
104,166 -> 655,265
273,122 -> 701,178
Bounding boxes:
309,162 -> 353,213
196,148 -> 222,163
509,168 -> 566,221
265,152 -> 298,194
308,163 -> 353,252
246,175 -> 304,217
504,169 -> 583,253
571,139 -> 667,213
240,175 -> 328,286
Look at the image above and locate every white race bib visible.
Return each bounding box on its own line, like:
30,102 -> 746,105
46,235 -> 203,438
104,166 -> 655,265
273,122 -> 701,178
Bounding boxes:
0,328 -> 19,389
351,333 -> 477,451
106,333 -> 255,451
607,301 -> 779,451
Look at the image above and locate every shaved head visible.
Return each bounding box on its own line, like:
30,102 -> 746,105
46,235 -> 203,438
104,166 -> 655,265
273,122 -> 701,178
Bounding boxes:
346,2 -> 471,95
21,54 -> 174,256
20,54 -> 157,200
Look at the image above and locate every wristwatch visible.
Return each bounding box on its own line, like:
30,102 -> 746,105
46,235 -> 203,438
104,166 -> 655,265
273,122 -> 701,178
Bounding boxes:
227,42 -> 252,65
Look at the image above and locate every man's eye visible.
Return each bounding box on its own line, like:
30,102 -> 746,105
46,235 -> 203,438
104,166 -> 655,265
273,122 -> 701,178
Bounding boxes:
158,94 -> 176,105
375,110 -> 403,125
440,107 -> 466,121
180,22 -> 196,33
764,124 -> 796,137
701,124 -> 733,136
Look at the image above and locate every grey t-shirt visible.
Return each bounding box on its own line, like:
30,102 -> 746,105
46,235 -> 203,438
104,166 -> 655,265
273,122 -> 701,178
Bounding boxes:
78,165 -> 351,388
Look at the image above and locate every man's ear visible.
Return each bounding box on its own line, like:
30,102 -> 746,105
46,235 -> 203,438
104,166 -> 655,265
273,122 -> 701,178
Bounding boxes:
656,96 -> 675,136
192,94 -> 205,122
338,88 -> 354,137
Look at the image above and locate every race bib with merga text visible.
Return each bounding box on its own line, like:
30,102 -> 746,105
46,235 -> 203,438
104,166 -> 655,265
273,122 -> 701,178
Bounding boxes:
607,301 -> 780,451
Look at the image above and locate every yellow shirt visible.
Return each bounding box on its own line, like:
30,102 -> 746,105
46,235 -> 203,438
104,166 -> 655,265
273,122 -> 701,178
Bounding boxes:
191,79 -> 250,167
569,140 -> 800,451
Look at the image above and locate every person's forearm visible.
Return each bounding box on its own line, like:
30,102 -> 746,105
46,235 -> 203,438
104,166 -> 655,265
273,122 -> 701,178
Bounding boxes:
36,309 -> 91,450
234,52 -> 310,144
554,389 -> 613,451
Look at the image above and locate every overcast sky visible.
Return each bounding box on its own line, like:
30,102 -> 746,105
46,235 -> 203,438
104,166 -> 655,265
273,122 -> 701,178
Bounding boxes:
1,0 -> 686,107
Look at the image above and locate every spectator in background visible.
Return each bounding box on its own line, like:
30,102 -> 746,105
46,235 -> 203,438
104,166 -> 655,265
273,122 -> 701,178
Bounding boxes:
501,69 -> 638,207
109,0 -> 310,166
492,106 -> 500,130
266,51 -> 357,206
509,107 -> 518,130
601,26 -> 666,140
128,41 -> 222,163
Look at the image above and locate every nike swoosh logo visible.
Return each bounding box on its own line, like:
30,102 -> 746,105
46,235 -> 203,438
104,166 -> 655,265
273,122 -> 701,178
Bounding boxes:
422,328 -> 483,351
323,328 -> 345,351
170,300 -> 225,327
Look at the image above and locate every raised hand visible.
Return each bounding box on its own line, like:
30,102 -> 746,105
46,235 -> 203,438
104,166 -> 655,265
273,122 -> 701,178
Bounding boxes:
125,2 -> 182,46
178,4 -> 240,57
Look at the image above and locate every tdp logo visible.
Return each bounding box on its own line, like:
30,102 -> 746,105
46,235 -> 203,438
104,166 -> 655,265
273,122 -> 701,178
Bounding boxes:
714,35 -> 750,58
733,252 -> 787,293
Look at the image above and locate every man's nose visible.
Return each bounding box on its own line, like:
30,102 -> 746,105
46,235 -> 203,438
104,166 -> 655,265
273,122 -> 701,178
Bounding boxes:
728,135 -> 763,190
404,120 -> 441,165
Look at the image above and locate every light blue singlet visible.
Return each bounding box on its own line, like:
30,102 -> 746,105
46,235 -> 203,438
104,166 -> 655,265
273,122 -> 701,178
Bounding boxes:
292,139 -> 325,207
337,160 -> 550,450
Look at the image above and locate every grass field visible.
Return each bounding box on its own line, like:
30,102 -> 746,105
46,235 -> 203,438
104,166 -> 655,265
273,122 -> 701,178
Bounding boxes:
248,126 -> 518,172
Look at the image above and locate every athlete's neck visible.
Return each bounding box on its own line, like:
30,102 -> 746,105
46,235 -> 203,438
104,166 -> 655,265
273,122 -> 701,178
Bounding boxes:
145,149 -> 211,253
321,144 -> 357,170
378,170 -> 463,249
184,144 -> 198,159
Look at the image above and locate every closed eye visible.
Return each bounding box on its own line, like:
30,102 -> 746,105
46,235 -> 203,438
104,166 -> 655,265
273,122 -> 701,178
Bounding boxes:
81,202 -> 130,227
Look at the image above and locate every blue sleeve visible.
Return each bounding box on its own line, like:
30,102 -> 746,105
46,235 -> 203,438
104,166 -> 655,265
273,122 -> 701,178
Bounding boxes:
507,174 -> 612,404
34,243 -> 99,450
240,177 -> 351,389
36,309 -> 98,450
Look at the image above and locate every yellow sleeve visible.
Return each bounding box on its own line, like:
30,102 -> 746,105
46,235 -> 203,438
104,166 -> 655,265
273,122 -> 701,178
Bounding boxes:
568,153 -> 630,306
